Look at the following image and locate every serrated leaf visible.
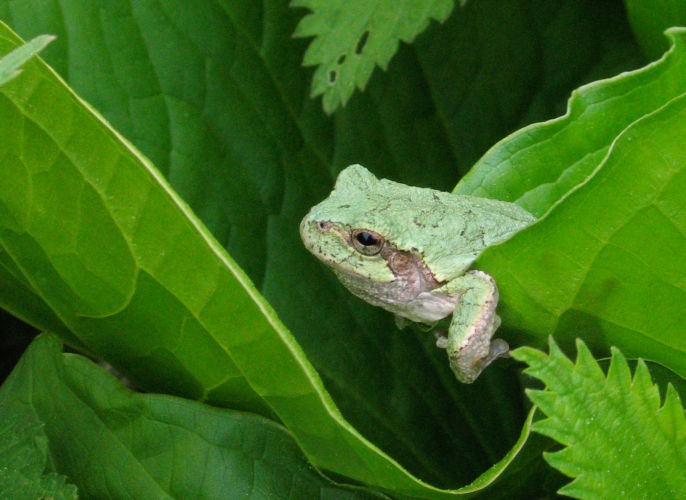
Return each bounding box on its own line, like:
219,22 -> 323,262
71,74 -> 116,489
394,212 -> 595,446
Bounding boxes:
513,339 -> 686,499
293,0 -> 457,113
0,334 -> 384,500
0,33 -> 53,85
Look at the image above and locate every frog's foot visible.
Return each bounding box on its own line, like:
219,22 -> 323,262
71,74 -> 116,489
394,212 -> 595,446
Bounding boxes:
434,329 -> 448,349
460,336 -> 510,382
449,319 -> 508,383
445,271 -> 509,383
483,316 -> 509,360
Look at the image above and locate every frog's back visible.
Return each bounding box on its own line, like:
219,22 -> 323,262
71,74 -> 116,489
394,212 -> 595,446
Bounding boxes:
370,179 -> 536,280
311,165 -> 536,282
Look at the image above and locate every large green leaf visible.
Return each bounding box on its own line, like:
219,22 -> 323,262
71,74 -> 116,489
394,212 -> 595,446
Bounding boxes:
513,338 -> 686,499
0,334 -> 385,500
456,29 -> 686,216
0,22 -> 546,498
0,24 -> 270,415
457,30 -> 686,378
298,2 -> 641,482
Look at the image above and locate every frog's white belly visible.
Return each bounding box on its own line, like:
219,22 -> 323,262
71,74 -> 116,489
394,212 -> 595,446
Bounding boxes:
334,269 -> 459,323
391,291 -> 459,323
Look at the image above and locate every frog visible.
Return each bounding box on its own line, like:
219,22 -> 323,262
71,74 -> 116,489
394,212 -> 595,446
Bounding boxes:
299,164 -> 536,383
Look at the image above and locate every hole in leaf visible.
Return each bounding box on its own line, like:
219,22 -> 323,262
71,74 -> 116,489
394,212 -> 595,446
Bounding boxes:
327,69 -> 338,86
337,53 -> 346,65
355,30 -> 370,55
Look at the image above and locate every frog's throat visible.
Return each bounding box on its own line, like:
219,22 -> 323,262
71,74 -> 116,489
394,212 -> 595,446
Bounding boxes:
333,246 -> 457,323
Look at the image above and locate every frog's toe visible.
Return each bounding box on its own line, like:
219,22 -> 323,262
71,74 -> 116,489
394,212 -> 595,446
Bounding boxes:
486,338 -> 510,361
434,330 -> 449,349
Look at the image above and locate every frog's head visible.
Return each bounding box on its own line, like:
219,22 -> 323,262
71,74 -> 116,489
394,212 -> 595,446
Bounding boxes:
300,165 -> 397,285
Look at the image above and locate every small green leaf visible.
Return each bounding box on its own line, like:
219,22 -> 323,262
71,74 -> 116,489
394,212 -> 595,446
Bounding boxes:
0,33 -> 53,85
513,338 -> 686,499
293,0 -> 457,113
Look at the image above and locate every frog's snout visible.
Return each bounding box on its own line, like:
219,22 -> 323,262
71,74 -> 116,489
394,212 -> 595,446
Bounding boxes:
299,216 -> 310,244
300,214 -> 338,260
299,215 -> 317,251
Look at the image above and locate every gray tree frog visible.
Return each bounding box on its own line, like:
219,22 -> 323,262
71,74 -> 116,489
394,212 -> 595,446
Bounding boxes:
300,165 -> 535,383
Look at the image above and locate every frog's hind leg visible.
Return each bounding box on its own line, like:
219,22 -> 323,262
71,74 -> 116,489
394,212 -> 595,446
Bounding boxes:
444,270 -> 509,383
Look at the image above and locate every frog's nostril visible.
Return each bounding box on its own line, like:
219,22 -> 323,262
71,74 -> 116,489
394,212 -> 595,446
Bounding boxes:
316,221 -> 332,233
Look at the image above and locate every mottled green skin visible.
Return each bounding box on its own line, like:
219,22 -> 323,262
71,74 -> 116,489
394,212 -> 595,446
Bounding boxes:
300,165 -> 536,383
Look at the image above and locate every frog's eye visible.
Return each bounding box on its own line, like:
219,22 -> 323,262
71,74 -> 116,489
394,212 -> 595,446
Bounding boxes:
351,229 -> 384,256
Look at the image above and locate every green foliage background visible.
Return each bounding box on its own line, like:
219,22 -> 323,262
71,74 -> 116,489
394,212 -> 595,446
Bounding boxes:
0,0 -> 684,498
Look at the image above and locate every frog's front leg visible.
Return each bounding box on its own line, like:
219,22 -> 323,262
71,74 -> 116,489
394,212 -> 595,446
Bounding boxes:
438,270 -> 509,383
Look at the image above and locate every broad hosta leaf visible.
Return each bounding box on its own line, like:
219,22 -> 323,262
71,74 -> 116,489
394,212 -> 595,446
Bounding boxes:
0,23 -> 538,498
0,33 -> 52,85
292,3 -> 641,482
625,0 -> 686,59
513,338 -> 686,499
0,334 -> 385,500
0,23 -> 272,416
292,0 -> 457,113
459,30 -> 686,377
0,407 -> 77,500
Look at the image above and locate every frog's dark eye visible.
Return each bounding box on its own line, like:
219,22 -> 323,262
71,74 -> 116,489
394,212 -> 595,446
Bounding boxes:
351,229 -> 384,256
